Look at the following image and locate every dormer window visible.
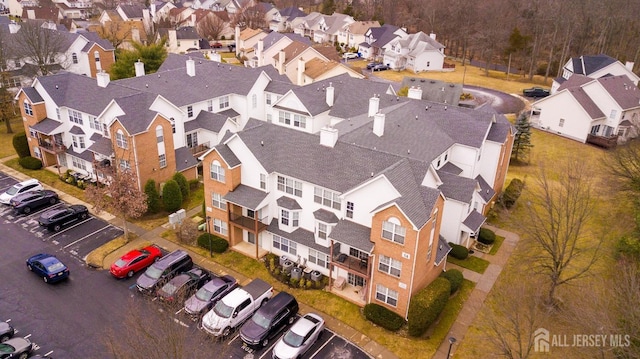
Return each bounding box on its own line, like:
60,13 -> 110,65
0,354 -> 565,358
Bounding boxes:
280,209 -> 299,227
72,135 -> 85,149
72,52 -> 78,64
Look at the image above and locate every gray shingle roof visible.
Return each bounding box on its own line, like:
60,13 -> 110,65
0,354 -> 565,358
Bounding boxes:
598,75 -> 640,110
439,161 -> 462,175
267,219 -> 329,254
185,111 -> 228,133
572,54 -> 616,76
80,31 -> 115,51
486,115 -> 512,143
87,133 -> 114,156
66,146 -> 94,161
475,175 -> 495,203
212,144 -> 241,168
277,195 -> 302,210
437,170 -> 477,204
69,125 -> 85,134
22,87 -> 44,103
568,87 -> 605,119
119,4 -> 144,19
223,184 -> 268,210
322,75 -> 399,119
313,208 -> 339,223
157,53 -> 208,72
462,210 -> 485,234
329,220 -> 373,252
400,78 -> 461,105
31,118 -> 62,135
435,235 -> 451,265
175,146 -> 199,172
113,92 -> 159,135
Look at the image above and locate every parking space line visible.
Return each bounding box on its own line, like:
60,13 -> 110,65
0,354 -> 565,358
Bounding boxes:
308,331 -> 336,358
227,333 -> 240,345
62,223 -> 111,249
15,203 -> 65,223
47,217 -> 95,238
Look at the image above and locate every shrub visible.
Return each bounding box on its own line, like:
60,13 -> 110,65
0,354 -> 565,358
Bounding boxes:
502,178 -> 525,209
144,179 -> 161,214
407,277 -> 451,337
197,233 -> 228,253
448,242 -> 469,260
363,303 -> 405,331
440,269 -> 463,294
188,179 -> 200,191
162,180 -> 182,212
12,133 -> 30,158
173,172 -> 190,200
289,277 -> 299,287
18,156 -> 42,170
478,227 -> 496,245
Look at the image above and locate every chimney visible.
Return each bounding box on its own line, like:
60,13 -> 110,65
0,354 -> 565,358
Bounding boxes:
132,28 -> 140,43
297,57 -> 305,85
373,112 -> 385,137
368,96 -> 380,117
326,82 -> 334,107
234,26 -> 241,55
8,22 -> 20,34
97,71 -> 110,87
257,39 -> 264,65
134,60 -> 145,77
429,32 -> 436,40
320,126 -> 339,147
625,61 -> 635,71
278,50 -> 286,75
186,58 -> 195,77
408,86 -> 423,99
168,29 -> 177,49
150,2 -> 156,18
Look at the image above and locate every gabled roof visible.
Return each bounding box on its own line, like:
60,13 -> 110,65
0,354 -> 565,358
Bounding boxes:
113,92 -> 160,135
435,236 -> 451,265
437,170 -> 477,204
212,143 -> 241,167
597,75 -> 640,110
343,21 -> 379,35
313,208 -> 339,223
462,210 -> 486,234
303,58 -> 339,79
313,45 -> 340,62
87,133 -> 113,156
567,87 -> 605,119
21,87 -> 44,103
184,110 -> 229,133
267,219 -> 329,254
557,74 -> 592,91
277,6 -> 306,20
223,184 -> 268,210
119,4 -> 145,19
157,53 -> 207,72
571,54 -> 617,76
274,41 -> 311,65
30,118 -> 62,135
367,24 -> 401,48
175,146 -> 199,171
277,196 -> 302,210
329,220 -> 373,252
22,6 -> 60,21
239,27 -> 263,41
475,175 -> 495,203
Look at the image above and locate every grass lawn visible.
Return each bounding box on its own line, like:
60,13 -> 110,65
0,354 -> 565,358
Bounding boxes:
4,158 -> 88,200
446,255 -> 490,274
488,235 -> 505,255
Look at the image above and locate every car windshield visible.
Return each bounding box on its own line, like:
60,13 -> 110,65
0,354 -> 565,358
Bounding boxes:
283,330 -> 305,347
0,343 -> 16,353
5,186 -> 19,195
47,262 -> 64,272
145,266 -> 163,279
251,312 -> 271,329
114,259 -> 127,267
195,286 -> 214,301
161,282 -> 177,294
213,301 -> 233,318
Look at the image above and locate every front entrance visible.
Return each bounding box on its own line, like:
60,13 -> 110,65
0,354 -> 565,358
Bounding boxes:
247,232 -> 255,244
348,273 -> 365,287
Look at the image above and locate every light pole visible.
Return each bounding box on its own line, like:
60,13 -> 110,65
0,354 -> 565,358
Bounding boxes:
446,336 -> 457,358
206,216 -> 212,257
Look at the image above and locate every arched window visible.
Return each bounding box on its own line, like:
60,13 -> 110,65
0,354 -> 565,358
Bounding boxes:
381,217 -> 406,244
210,160 -> 225,182
156,125 -> 164,143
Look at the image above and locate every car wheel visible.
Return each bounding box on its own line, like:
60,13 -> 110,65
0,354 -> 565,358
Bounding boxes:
49,197 -> 57,204
23,206 -> 31,214
288,315 -> 295,325
19,353 -> 28,359
261,338 -> 269,347
43,276 -> 49,283
27,264 -> 32,271
127,270 -> 135,278
53,224 -> 61,232
79,213 -> 88,220
0,334 -> 10,342
222,327 -> 231,337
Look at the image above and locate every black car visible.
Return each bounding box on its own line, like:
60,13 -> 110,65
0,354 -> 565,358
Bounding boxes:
38,204 -> 89,232
372,63 -> 390,71
0,321 -> 14,342
522,87 -> 550,98
156,267 -> 210,303
240,291 -> 298,348
366,62 -> 381,70
9,190 -> 59,214
184,275 -> 237,319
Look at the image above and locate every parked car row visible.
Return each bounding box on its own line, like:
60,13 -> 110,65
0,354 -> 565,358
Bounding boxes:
115,247 -> 325,358
0,319 -> 53,359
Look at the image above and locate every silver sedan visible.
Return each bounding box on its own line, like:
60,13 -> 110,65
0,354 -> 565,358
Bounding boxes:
272,313 -> 324,359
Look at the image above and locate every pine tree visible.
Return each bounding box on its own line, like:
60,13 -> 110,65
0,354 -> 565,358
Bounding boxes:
512,112 -> 533,162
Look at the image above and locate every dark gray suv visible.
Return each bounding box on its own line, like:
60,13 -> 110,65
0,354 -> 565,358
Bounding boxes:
240,291 -> 299,348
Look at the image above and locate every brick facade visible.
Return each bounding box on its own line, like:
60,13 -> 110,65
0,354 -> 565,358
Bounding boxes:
87,43 -> 116,78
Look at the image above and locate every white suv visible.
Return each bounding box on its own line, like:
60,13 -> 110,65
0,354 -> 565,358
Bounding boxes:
0,179 -> 44,204
343,52 -> 359,60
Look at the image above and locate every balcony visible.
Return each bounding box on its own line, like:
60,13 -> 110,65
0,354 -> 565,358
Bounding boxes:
189,142 -> 210,156
586,134 -> 618,149
229,213 -> 268,232
37,138 -> 66,153
332,253 -> 369,276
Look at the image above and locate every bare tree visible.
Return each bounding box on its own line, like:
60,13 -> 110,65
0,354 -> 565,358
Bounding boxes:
12,21 -> 68,76
84,160 -> 147,242
606,141 -> 640,193
96,21 -> 133,50
197,15 -> 227,41
233,4 -> 267,30
0,27 -> 14,134
523,158 -> 603,307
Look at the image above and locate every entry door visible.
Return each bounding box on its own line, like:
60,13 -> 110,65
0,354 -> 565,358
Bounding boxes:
247,232 -> 256,244
186,133 -> 198,148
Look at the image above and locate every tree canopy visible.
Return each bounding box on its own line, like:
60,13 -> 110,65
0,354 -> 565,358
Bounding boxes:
110,39 -> 167,80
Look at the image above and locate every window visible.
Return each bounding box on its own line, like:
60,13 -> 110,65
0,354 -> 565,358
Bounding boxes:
72,156 -> 87,171
346,201 -> 354,218
69,109 -> 83,125
159,154 -> 166,168
187,105 -> 193,118
260,173 -> 267,190
273,235 -> 297,255
94,51 -> 100,62
72,135 -> 85,149
116,130 -> 128,148
348,273 -> 365,287
186,133 -> 198,148
72,52 -> 78,64
610,109 -> 618,119
266,93 -> 272,105
33,147 -> 41,159
280,209 -> 289,225
314,187 -> 341,210
28,126 -> 36,138
156,126 -> 164,143
219,95 -> 229,109
277,175 -> 302,197
119,159 -> 131,171
279,111 -> 291,125
252,94 -> 257,108
210,161 -> 225,182
559,118 -> 565,127
90,116 -> 101,131
349,247 -> 367,260
308,249 -> 329,268
376,284 -> 398,307
23,100 -> 34,116
56,108 -> 60,120
590,124 -> 601,135
382,219 -> 406,244
207,99 -> 213,111
293,114 -> 306,128
213,218 -> 228,235
317,223 -> 327,239
378,255 -> 402,277
212,192 -> 227,210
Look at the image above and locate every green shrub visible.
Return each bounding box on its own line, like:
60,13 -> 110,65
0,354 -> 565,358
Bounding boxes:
173,172 -> 190,200
18,156 -> 42,170
196,232 -> 229,253
407,277 -> 451,337
502,178 -> 524,209
188,178 -> 200,191
144,179 -> 162,214
12,133 -> 30,158
616,236 -> 640,260
478,227 -> 496,245
363,303 -> 405,331
289,277 -> 299,287
162,180 -> 182,212
448,242 -> 469,260
440,269 -> 463,294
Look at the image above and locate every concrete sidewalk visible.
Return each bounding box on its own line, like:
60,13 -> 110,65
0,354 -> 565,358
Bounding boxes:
0,161 -> 398,359
432,225 -> 520,359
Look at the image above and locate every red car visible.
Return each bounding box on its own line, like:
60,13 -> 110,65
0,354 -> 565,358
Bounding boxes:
110,245 -> 163,279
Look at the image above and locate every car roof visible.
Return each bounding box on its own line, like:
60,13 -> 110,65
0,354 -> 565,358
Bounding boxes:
15,179 -> 39,188
120,248 -> 145,261
39,255 -> 61,267
291,315 -> 318,336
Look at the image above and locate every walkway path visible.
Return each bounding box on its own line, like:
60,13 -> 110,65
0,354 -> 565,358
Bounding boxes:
432,225 -> 520,358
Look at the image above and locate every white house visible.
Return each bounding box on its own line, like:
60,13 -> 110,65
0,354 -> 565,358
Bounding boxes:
552,54 -> 639,94
383,32 -> 445,72
337,21 -> 379,50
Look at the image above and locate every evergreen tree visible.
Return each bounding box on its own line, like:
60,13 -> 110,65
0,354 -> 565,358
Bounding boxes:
512,112 -> 533,162
172,172 -> 190,201
321,0 -> 336,15
144,179 -> 161,214
110,39 -> 168,80
162,180 -> 182,213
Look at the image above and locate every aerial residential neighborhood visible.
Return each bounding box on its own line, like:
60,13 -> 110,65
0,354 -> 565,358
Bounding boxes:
0,0 -> 639,358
